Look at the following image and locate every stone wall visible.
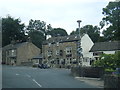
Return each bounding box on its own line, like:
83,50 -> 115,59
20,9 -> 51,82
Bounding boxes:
17,42 -> 40,65
42,41 -> 78,68
71,66 -> 104,78
21,61 -> 33,66
104,75 -> 120,89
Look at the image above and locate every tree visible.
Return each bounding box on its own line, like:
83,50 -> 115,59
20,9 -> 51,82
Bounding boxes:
100,1 -> 120,41
2,15 -> 26,47
49,28 -> 68,37
70,25 -> 100,43
70,30 -> 78,35
28,31 -> 45,49
26,19 -> 47,49
92,51 -> 120,70
26,19 -> 47,35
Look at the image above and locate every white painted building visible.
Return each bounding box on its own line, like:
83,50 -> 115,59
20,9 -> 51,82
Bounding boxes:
81,34 -> 94,66
89,41 -> 120,61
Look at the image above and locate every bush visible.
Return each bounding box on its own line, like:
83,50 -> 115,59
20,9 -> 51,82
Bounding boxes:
105,68 -> 115,72
92,51 -> 120,71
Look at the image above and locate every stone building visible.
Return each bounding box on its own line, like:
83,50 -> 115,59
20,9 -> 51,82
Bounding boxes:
42,34 -> 94,68
2,42 -> 40,66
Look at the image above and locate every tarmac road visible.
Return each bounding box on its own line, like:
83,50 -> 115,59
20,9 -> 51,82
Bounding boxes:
2,65 -> 102,88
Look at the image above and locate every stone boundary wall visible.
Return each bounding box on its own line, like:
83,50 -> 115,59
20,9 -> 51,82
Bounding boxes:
104,75 -> 120,89
21,62 -> 33,66
71,66 -> 104,78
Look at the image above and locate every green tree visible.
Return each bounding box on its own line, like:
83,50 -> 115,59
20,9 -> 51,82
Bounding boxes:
49,28 -> 68,37
26,19 -> 47,34
70,25 -> 100,43
92,51 -> 120,70
26,19 -> 47,49
28,31 -> 45,49
2,15 -> 26,47
100,1 -> 120,41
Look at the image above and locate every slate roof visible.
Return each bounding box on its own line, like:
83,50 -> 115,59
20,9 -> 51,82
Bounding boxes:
3,42 -> 30,50
43,34 -> 84,45
90,41 -> 120,52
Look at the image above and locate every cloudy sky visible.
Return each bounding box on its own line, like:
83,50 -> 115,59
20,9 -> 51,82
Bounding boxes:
0,0 -> 116,34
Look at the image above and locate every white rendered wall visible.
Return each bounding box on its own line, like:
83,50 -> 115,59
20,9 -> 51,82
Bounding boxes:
81,34 -> 94,66
81,34 -> 94,58
103,51 -> 115,54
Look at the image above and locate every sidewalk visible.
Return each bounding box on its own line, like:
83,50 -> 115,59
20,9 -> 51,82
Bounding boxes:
75,77 -> 104,88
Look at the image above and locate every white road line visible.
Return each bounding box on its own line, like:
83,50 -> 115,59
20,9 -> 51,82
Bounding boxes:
26,74 -> 31,78
16,74 -> 20,75
32,79 -> 42,87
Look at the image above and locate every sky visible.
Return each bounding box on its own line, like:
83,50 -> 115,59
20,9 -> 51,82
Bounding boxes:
0,0 -> 116,35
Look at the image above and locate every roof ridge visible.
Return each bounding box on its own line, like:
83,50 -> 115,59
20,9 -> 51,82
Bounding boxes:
90,41 -> 120,52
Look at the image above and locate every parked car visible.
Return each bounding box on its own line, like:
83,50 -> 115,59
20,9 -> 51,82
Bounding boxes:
38,64 -> 50,69
112,68 -> 120,75
33,63 -> 39,67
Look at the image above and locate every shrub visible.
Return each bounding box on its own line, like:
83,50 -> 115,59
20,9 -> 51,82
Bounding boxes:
92,51 -> 120,71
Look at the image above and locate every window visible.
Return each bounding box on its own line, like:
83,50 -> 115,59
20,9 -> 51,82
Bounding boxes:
70,58 -> 72,64
83,58 -> 88,62
93,53 -> 98,56
56,42 -> 59,46
8,49 -> 16,56
66,47 -> 72,55
56,58 -> 59,64
47,50 -> 52,56
48,43 -> 51,47
93,52 -> 103,56
60,50 -> 63,56
6,51 -> 9,55
90,59 -> 94,65
95,57 -> 99,60
56,50 -> 59,55
11,50 -> 15,56
61,59 -> 65,65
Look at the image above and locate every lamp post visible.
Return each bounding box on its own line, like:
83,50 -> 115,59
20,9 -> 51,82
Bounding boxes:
77,20 -> 82,38
77,20 -> 82,66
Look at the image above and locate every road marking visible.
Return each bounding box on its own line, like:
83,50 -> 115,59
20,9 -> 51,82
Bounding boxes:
32,79 -> 42,87
16,74 -> 20,75
26,74 -> 31,78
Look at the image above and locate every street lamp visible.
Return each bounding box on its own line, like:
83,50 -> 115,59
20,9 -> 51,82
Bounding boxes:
77,20 -> 82,38
77,20 -> 82,66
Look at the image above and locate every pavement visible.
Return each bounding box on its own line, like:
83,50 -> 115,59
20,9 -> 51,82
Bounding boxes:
75,77 -> 104,88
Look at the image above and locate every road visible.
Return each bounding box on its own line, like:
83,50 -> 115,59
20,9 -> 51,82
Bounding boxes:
2,65 -> 99,88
